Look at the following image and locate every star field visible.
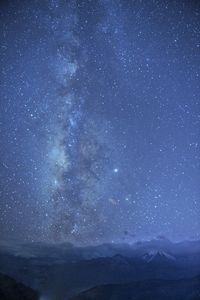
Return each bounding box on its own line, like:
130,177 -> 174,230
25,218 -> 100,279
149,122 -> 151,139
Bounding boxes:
0,0 -> 200,245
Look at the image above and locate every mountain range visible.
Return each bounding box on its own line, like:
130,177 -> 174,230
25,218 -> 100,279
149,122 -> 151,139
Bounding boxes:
0,238 -> 199,299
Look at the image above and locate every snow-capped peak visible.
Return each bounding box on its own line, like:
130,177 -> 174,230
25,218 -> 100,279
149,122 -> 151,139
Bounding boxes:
142,250 -> 176,263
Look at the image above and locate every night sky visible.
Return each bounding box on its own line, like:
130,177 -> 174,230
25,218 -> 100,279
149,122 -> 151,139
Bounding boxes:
1,0 -> 200,245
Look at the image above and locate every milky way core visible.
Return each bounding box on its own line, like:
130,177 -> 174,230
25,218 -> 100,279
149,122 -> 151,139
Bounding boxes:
1,0 -> 200,245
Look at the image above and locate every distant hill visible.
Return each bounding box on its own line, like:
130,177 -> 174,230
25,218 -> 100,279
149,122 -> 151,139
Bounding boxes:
1,237 -> 200,261
70,275 -> 200,300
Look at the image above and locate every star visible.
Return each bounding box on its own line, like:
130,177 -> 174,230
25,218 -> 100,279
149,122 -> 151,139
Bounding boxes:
0,0 -> 199,244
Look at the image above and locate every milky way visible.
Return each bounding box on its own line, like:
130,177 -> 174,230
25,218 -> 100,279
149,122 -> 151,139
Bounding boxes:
1,0 -> 200,245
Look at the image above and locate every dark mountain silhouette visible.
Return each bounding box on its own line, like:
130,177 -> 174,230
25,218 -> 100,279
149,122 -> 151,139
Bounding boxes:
0,273 -> 38,300
0,239 -> 199,299
70,276 -> 200,300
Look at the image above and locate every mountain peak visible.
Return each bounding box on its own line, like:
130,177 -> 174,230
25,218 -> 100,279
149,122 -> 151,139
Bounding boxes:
142,250 -> 176,263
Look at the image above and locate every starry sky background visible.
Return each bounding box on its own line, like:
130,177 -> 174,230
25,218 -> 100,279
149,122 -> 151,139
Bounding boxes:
0,0 -> 200,245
